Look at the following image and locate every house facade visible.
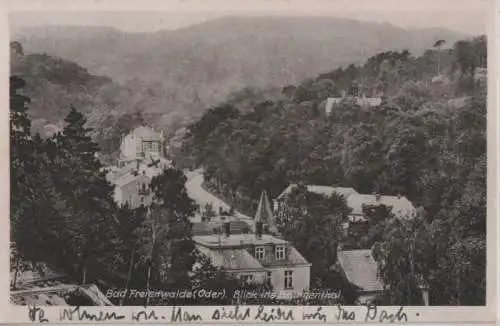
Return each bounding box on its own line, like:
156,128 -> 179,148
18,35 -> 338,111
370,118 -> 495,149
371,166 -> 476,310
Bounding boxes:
193,232 -> 311,299
119,125 -> 164,164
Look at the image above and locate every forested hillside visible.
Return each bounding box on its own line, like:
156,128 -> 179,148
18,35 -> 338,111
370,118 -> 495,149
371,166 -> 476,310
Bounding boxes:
12,17 -> 464,139
10,42 -> 175,161
181,35 -> 487,305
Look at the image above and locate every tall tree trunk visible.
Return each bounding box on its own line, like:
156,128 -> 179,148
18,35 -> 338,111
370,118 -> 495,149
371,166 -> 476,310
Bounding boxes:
11,256 -> 21,290
436,48 -> 441,76
146,221 -> 157,307
120,249 -> 135,306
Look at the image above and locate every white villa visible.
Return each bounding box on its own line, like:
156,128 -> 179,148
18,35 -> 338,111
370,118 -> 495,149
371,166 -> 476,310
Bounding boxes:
119,125 -> 164,165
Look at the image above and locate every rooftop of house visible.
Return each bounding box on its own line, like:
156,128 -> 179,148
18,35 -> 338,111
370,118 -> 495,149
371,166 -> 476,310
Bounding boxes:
192,220 -> 251,236
105,157 -> 172,186
276,184 -> 416,219
108,172 -> 149,187
196,238 -> 310,270
276,184 -> 359,200
193,233 -> 288,249
346,193 -> 416,218
130,125 -> 162,141
325,96 -> 382,113
337,249 -> 384,293
356,97 -> 382,107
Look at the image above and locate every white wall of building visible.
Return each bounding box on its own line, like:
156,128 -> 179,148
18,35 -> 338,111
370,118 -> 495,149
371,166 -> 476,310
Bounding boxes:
268,265 -> 310,298
120,133 -> 141,160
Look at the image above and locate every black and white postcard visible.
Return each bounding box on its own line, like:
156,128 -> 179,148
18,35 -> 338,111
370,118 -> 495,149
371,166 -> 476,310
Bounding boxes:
3,0 -> 497,324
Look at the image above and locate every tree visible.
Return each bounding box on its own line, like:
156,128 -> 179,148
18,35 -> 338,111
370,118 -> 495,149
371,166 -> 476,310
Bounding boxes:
276,184 -> 350,289
201,203 -> 216,222
10,76 -> 32,233
115,204 -> 148,305
141,168 -> 197,304
179,37 -> 486,305
433,39 -> 446,75
55,106 -> 118,283
372,217 -> 431,305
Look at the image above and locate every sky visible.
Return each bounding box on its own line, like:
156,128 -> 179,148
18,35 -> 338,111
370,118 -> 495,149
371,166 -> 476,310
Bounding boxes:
8,0 -> 492,35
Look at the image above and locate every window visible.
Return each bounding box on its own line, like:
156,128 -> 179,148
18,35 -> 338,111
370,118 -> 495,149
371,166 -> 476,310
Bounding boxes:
284,271 -> 293,289
275,245 -> 286,260
241,274 -> 253,284
255,247 -> 265,260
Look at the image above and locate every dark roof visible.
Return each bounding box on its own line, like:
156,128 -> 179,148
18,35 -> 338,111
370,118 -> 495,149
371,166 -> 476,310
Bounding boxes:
192,220 -> 251,236
194,234 -> 310,270
209,249 -> 263,270
337,249 -> 384,293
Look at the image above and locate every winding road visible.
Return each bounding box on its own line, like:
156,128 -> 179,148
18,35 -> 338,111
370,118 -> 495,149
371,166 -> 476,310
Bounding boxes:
184,169 -> 252,222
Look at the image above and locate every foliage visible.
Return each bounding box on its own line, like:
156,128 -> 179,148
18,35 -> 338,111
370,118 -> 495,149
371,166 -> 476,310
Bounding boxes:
276,184 -> 350,290
181,36 -> 487,305
201,203 -> 216,222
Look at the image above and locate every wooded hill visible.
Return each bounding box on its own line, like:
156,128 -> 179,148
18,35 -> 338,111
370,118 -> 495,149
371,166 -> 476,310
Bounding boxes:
12,16 -> 465,148
181,35 -> 487,305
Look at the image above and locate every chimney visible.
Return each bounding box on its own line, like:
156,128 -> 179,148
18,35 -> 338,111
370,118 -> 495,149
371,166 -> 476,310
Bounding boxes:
341,90 -> 347,98
397,193 -> 401,199
255,221 -> 263,239
375,193 -> 381,201
223,222 -> 231,238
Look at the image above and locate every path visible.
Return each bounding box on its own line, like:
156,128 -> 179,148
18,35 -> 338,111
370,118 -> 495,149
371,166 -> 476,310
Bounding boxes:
184,169 -> 252,222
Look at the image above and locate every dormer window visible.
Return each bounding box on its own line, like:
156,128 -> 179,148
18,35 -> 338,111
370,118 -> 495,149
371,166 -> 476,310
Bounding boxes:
275,245 -> 286,260
255,246 -> 265,260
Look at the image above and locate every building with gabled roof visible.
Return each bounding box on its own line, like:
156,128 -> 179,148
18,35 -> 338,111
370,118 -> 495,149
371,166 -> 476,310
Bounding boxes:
346,193 -> 416,221
193,191 -> 311,299
274,184 -> 416,224
336,249 -> 385,304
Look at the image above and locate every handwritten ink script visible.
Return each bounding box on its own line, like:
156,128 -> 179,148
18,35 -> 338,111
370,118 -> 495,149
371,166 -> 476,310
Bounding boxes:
335,304 -> 409,323
211,305 -> 294,322
28,305 -> 48,323
26,303 -> 415,323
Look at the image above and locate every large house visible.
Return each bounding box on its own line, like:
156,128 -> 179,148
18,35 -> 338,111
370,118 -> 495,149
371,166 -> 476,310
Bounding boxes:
273,184 -> 417,225
193,191 -> 311,299
105,157 -> 172,208
119,125 -> 164,165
